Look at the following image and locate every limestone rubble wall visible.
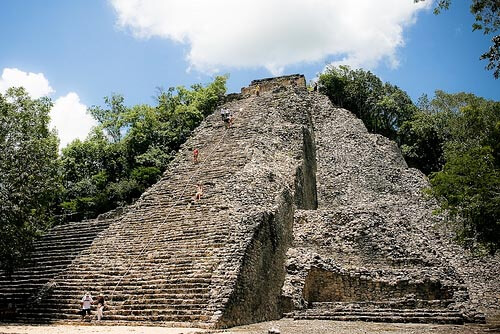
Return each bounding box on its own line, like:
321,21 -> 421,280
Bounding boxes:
282,91 -> 500,322
216,189 -> 294,328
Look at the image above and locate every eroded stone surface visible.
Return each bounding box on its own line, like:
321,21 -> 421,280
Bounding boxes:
1,75 -> 498,328
282,91 -> 500,324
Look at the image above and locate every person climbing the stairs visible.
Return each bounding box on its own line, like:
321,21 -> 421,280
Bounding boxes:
220,108 -> 228,121
255,84 -> 260,96
193,148 -> 199,164
221,108 -> 233,128
79,292 -> 93,321
194,182 -> 204,201
94,293 -> 105,321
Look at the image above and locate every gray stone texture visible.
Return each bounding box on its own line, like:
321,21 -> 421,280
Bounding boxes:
1,75 -> 498,328
282,90 -> 500,324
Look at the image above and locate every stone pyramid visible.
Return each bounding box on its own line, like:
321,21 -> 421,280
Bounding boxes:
1,75 -> 498,328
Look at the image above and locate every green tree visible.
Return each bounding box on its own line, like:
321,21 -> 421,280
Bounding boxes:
60,76 -> 227,221
318,65 -> 416,142
430,147 -> 499,254
0,88 -> 61,272
88,94 -> 128,143
424,92 -> 500,253
60,129 -> 129,220
400,93 -> 456,174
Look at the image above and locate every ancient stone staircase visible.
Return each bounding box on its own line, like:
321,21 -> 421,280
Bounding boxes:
14,108 -> 250,325
0,217 -> 116,319
0,78 -> 309,327
287,301 -> 465,324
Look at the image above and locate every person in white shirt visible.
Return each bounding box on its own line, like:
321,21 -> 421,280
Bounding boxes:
80,292 -> 93,320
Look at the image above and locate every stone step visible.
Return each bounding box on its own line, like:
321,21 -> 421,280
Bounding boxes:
16,319 -> 215,329
287,300 -> 467,325
310,300 -> 455,310
54,282 -> 213,290
0,277 -> 57,287
33,235 -> 103,248
22,303 -> 212,314
29,251 -> 88,261
298,309 -> 462,317
34,227 -> 111,243
292,314 -> 464,324
60,264 -> 217,276
1,264 -> 71,277
42,291 -> 211,302
58,276 -> 213,285
24,303 -> 212,316
47,285 -> 212,295
26,249 -> 93,260
17,311 -> 212,323
31,297 -> 210,308
35,222 -> 111,239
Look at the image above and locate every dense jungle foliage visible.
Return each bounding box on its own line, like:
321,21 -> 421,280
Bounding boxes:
0,88 -> 60,271
319,65 -> 500,254
0,76 -> 226,272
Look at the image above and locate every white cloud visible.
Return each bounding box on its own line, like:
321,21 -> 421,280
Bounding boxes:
110,0 -> 431,75
0,67 -> 95,149
50,92 -> 96,149
0,68 -> 54,98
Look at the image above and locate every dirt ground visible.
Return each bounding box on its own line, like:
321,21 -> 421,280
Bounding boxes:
0,324 -> 204,334
1,320 -> 500,334
227,319 -> 500,334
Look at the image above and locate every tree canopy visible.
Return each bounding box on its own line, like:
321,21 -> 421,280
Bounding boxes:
318,65 -> 417,143
0,88 -> 61,272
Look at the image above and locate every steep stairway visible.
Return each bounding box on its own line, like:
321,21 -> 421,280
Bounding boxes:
1,81 -> 309,327
0,217 -> 116,319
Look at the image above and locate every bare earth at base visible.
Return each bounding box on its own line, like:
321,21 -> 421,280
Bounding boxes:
228,319 -> 500,334
1,320 -> 500,334
0,324 -> 205,334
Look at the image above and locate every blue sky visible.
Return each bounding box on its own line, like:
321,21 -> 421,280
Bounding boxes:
0,0 -> 498,147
